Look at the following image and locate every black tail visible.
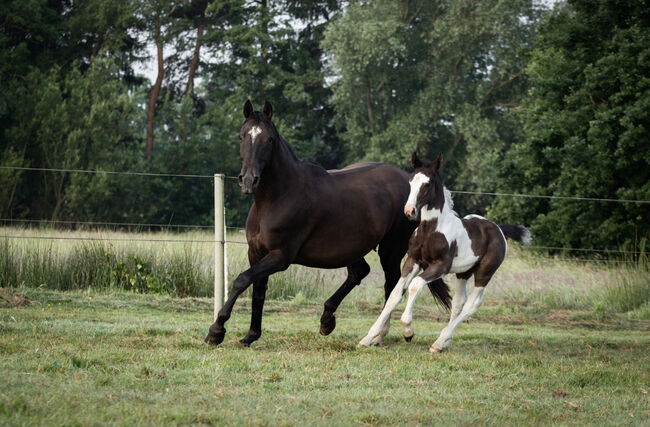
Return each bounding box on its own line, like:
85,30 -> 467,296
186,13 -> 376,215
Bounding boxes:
427,278 -> 451,310
498,224 -> 532,245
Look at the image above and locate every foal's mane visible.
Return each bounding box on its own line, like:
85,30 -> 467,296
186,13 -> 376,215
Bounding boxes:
428,168 -> 456,215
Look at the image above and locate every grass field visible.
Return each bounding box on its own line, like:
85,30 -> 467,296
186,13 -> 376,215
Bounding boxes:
1,228 -> 649,424
1,288 -> 649,425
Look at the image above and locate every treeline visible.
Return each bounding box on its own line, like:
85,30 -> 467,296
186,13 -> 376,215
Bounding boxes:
0,0 -> 648,251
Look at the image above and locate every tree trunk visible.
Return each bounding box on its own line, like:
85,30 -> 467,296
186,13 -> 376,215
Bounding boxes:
365,76 -> 375,136
258,0 -> 268,102
185,23 -> 204,95
146,19 -> 164,159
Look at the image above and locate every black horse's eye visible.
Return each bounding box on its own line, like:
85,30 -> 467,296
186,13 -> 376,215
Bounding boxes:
238,134 -> 242,140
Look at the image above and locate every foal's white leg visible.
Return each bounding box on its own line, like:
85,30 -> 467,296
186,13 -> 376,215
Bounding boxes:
400,276 -> 428,341
450,278 -> 468,322
358,265 -> 420,347
430,285 -> 485,353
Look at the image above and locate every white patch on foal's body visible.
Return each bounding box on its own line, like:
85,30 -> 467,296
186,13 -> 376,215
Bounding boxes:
464,214 -> 485,220
494,221 -> 508,256
248,126 -> 262,144
412,184 -> 478,273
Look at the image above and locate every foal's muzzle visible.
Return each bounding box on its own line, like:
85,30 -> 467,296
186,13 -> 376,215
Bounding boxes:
238,172 -> 260,194
404,204 -> 417,220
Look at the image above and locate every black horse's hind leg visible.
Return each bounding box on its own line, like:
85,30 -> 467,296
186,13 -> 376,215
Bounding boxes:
320,259 -> 370,336
379,244 -> 403,302
378,215 -> 413,302
239,277 -> 268,346
205,250 -> 288,346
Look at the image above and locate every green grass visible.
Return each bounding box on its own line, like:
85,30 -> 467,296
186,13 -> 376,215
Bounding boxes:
2,227 -> 648,319
1,289 -> 649,426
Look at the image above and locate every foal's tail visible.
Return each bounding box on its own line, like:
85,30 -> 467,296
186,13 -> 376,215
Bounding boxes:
427,278 -> 451,310
498,224 -> 532,245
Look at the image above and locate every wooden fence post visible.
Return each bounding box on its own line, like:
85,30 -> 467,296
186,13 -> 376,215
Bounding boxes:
214,174 -> 225,320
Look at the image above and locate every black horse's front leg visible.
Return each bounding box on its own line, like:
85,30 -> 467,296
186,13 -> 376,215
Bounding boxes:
240,277 -> 268,346
205,251 -> 287,346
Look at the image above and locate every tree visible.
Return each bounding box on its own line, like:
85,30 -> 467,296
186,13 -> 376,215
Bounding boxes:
489,0 -> 650,250
322,0 -> 543,213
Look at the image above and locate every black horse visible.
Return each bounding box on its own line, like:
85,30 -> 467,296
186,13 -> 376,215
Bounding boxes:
205,100 -> 449,346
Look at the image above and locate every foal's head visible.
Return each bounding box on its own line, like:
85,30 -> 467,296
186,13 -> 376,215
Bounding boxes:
404,152 -> 446,221
237,100 -> 277,194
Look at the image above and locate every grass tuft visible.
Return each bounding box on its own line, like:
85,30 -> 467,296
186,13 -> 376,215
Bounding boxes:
598,266 -> 650,313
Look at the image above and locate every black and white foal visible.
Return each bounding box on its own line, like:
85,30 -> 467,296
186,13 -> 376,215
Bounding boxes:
358,153 -> 531,352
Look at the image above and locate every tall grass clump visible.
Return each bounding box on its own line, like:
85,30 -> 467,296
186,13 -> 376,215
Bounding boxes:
597,258 -> 649,316
266,267 -> 328,300
488,245 -> 649,316
0,237 -> 211,297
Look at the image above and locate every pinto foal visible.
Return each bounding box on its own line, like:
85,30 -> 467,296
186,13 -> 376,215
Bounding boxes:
358,153 -> 531,352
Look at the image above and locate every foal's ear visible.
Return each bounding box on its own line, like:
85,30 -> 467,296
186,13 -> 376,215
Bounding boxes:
243,99 -> 253,119
411,151 -> 423,169
263,101 -> 273,120
431,153 -> 443,171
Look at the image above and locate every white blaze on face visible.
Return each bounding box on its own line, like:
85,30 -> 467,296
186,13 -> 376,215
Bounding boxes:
248,126 -> 262,145
405,172 -> 430,212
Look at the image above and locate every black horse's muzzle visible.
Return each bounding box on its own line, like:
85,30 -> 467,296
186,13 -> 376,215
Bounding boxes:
238,172 -> 260,194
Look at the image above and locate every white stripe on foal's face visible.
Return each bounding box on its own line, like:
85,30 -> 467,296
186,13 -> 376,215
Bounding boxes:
248,126 -> 262,145
405,172 -> 430,217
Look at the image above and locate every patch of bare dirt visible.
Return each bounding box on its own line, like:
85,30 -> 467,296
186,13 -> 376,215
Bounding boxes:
0,288 -> 37,307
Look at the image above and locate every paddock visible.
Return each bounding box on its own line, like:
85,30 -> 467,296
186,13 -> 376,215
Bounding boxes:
1,287 -> 648,425
1,225 -> 649,424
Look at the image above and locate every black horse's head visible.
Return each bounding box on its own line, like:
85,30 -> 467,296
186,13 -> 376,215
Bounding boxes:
238,100 -> 276,194
404,152 -> 445,220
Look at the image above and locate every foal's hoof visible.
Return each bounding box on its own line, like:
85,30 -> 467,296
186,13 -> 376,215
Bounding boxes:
204,329 -> 225,346
319,312 -> 336,336
358,335 -> 382,348
429,345 -> 444,353
404,333 -> 414,342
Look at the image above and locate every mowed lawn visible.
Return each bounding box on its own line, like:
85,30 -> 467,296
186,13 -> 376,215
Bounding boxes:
1,289 -> 649,426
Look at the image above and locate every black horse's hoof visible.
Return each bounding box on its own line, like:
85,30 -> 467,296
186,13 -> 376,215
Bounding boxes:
239,332 -> 261,347
320,312 -> 336,336
404,334 -> 414,342
204,330 -> 225,345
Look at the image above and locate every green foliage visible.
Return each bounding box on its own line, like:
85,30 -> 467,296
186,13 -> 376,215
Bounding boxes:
1,0 -> 345,229
323,0 -> 542,214
490,0 -> 650,249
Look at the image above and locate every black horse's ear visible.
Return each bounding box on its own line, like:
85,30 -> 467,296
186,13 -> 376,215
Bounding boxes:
243,99 -> 253,119
263,101 -> 273,120
431,153 -> 443,171
411,152 -> 423,169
